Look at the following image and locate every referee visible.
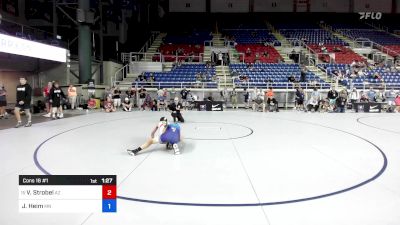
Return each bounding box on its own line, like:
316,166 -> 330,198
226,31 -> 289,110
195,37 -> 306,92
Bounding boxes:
168,97 -> 184,123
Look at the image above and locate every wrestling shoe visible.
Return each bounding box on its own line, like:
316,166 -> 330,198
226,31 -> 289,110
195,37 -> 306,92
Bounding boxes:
24,122 -> 32,127
127,149 -> 139,156
173,144 -> 180,155
15,122 -> 23,128
166,142 -> 173,150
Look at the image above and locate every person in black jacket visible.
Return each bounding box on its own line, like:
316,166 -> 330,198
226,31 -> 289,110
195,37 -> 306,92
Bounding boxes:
15,77 -> 33,128
50,81 -> 66,119
168,97 -> 184,123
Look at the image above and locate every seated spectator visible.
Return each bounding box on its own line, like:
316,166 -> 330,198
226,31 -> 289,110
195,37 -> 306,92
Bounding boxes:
246,48 -> 252,56
306,96 -> 319,112
375,89 -> 386,103
265,88 -> 279,112
122,97 -> 133,112
104,97 -> 116,112
142,94 -> 153,111
288,75 -> 296,83
359,91 -> 369,102
252,91 -> 265,112
88,98 -> 97,110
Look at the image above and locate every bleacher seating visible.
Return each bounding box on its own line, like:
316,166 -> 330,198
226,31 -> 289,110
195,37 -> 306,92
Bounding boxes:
231,63 -> 329,89
163,31 -> 212,45
155,44 -> 204,62
337,29 -> 400,56
308,44 -> 365,64
224,29 -> 280,45
141,64 -> 217,88
279,29 -> 347,45
235,44 -> 283,64
319,64 -> 400,88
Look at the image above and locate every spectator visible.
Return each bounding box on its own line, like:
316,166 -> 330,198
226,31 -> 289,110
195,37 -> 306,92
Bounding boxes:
180,87 -> 190,110
0,85 -> 7,119
327,87 -> 338,111
359,91 -> 369,102
220,88 -> 229,108
288,75 -> 296,83
265,87 -> 279,112
138,86 -> 146,110
43,81 -> 53,117
395,93 -> 400,113
126,87 -> 136,107
230,88 -> 238,109
157,88 -> 167,111
104,96 -> 116,112
112,87 -> 122,109
349,88 -> 359,109
367,87 -> 376,102
244,88 -> 251,109
306,95 -> 319,112
49,81 -> 66,119
295,87 -> 305,111
142,93 -> 153,111
386,88 -> 397,110
14,77 -> 32,128
87,97 -> 96,110
375,89 -> 386,103
252,90 -> 265,112
336,93 -> 347,113
67,84 -> 77,110
122,97 -> 133,112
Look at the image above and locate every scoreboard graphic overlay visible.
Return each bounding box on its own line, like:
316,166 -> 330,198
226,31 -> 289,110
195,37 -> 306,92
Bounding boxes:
19,175 -> 117,213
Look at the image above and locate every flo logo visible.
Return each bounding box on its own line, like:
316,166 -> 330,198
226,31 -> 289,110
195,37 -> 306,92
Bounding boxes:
359,12 -> 382,20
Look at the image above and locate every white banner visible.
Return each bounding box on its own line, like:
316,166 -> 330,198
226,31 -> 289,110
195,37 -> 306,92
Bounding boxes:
0,33 -> 67,63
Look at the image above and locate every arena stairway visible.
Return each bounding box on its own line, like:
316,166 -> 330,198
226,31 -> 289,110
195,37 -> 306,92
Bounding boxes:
141,33 -> 167,62
266,22 -> 296,63
216,65 -> 234,88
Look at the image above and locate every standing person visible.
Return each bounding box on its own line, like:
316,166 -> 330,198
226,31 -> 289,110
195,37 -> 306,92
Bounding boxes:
180,87 -> 189,110
230,88 -> 238,109
43,81 -> 53,117
138,86 -> 146,110
0,85 -> 7,119
50,81 -> 66,119
336,91 -> 347,113
157,88 -> 166,111
14,77 -> 32,128
349,88 -> 359,110
243,88 -> 250,109
67,84 -> 77,110
367,87 -> 376,102
112,87 -> 122,109
327,87 -> 339,111
220,87 -> 229,108
295,87 -> 305,111
169,97 -> 184,123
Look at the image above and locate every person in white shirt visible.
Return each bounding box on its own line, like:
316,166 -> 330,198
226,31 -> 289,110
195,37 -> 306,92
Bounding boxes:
349,88 -> 359,110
